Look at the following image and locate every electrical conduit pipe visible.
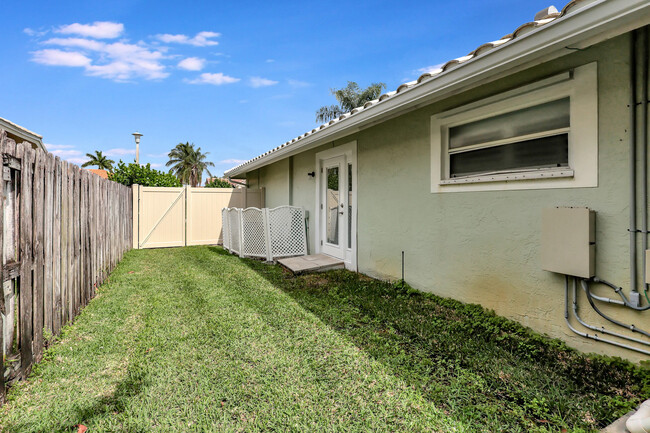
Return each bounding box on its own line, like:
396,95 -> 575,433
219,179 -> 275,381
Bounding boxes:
627,399 -> 650,433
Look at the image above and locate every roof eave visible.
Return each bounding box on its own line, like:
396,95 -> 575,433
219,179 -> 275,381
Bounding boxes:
225,0 -> 650,178
0,118 -> 45,150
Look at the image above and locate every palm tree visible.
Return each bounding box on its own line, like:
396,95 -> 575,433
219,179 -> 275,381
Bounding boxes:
166,142 -> 214,187
81,150 -> 115,171
315,81 -> 386,123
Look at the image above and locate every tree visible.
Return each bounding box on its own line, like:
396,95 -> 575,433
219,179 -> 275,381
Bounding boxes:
108,161 -> 181,187
205,177 -> 233,188
166,142 -> 215,187
81,150 -> 115,171
315,81 -> 386,123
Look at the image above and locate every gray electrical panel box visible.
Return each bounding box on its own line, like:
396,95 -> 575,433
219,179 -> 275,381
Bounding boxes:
541,207 -> 595,278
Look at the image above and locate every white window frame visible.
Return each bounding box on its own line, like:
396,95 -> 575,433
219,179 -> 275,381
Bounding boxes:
430,62 -> 598,193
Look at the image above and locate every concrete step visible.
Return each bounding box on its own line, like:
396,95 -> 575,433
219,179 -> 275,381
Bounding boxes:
277,254 -> 344,274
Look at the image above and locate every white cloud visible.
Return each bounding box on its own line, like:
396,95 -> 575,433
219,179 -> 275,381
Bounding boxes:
156,31 -> 220,47
37,37 -> 169,81
177,57 -> 205,71
146,152 -> 169,158
288,79 -> 310,88
45,143 -> 76,150
249,76 -> 278,88
56,21 -> 124,39
149,163 -> 163,168
44,37 -> 105,50
31,49 -> 91,67
416,62 -> 445,75
186,72 -> 240,85
24,28 -> 48,37
266,59 -> 275,63
29,24 -> 229,82
106,148 -> 136,156
49,147 -> 87,164
219,159 -> 247,165
49,149 -> 82,158
44,143 -> 86,164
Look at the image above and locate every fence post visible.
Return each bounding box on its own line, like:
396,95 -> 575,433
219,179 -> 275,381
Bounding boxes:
237,208 -> 244,258
184,185 -> 189,247
263,208 -> 272,261
132,184 -> 139,249
0,132 -> 5,403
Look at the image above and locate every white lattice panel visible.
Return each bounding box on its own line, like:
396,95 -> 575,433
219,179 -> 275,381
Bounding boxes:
222,208 -> 230,250
227,208 -> 241,254
267,206 -> 307,258
241,208 -> 268,258
222,205 -> 307,261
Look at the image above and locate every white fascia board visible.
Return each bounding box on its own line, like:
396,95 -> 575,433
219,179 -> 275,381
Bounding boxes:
226,0 -> 650,178
0,119 -> 45,150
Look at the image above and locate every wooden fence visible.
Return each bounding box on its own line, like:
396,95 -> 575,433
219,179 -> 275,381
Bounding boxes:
0,130 -> 132,402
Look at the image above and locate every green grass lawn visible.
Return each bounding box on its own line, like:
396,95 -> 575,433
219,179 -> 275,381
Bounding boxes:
1,246 -> 648,432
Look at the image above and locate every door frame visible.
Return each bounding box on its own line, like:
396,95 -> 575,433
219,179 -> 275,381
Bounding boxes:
314,141 -> 357,271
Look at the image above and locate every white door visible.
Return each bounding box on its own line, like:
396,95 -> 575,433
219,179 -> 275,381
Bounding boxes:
320,156 -> 346,259
316,141 -> 357,270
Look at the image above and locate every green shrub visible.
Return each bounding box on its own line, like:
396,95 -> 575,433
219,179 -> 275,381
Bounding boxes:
205,177 -> 233,188
108,161 -> 181,187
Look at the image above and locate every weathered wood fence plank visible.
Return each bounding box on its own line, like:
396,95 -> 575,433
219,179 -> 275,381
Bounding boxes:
44,153 -> 54,336
53,157 -> 61,336
32,150 -> 45,363
19,145 -> 33,378
0,131 -> 6,402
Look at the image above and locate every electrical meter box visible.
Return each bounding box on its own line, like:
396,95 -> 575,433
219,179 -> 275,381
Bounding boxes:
541,207 -> 595,278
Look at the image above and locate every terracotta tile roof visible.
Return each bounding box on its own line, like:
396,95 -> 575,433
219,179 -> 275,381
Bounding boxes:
86,169 -> 109,179
225,0 -> 594,176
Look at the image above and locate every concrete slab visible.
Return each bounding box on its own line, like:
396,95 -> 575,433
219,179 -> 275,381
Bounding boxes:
278,254 -> 344,274
599,410 -> 634,433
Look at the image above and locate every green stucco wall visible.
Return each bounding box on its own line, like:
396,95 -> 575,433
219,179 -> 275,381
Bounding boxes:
251,159 -> 290,208
247,33 -> 649,362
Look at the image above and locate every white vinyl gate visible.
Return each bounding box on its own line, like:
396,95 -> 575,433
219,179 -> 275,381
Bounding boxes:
133,185 -> 264,249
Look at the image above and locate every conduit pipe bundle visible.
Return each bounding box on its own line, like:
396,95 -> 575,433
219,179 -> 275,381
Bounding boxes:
564,27 -> 650,357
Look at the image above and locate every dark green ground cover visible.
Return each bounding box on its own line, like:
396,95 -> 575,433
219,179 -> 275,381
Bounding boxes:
1,246 -> 647,432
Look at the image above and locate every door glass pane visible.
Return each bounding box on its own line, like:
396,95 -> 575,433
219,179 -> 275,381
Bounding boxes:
326,166 -> 339,245
348,163 -> 352,249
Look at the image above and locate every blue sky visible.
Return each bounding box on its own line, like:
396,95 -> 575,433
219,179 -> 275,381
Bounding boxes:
2,0 -> 557,178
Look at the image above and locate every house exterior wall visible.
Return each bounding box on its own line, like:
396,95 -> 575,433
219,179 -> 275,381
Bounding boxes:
250,159 -> 291,208
246,33 -> 649,362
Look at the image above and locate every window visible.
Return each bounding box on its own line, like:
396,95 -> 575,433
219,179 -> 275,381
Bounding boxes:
431,62 -> 597,193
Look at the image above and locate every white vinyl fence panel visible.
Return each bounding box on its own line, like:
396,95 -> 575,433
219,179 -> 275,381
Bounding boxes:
221,208 -> 230,251
222,206 -> 307,261
241,208 -> 268,258
227,208 -> 241,255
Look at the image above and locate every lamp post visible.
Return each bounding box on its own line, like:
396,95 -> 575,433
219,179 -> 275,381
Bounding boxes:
132,132 -> 143,164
